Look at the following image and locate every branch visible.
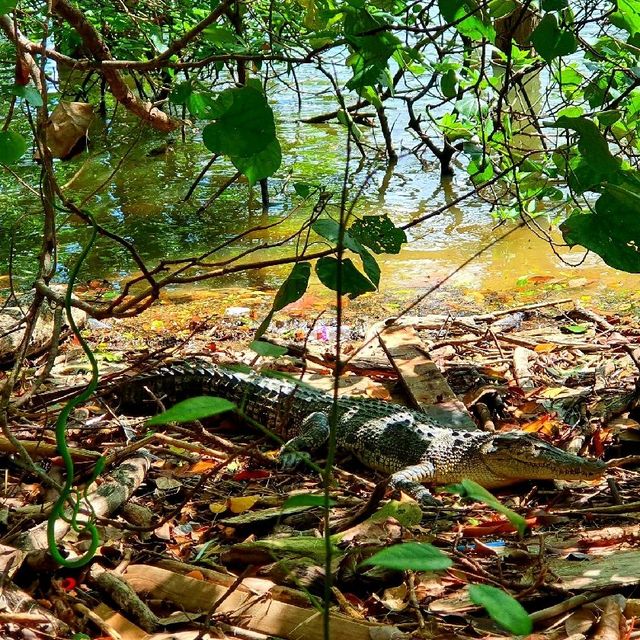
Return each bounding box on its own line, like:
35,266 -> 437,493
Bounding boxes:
49,0 -> 180,131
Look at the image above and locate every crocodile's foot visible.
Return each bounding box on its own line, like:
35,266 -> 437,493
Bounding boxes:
417,492 -> 443,509
279,449 -> 312,470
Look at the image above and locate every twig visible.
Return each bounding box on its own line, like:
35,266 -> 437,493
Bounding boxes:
529,591 -> 603,623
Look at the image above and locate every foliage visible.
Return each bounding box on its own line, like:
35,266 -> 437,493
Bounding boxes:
447,479 -> 527,535
2,0 -> 640,598
362,541 -> 452,571
468,584 -> 533,635
147,396 -> 237,425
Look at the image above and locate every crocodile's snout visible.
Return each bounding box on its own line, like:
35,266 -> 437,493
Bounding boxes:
482,432 -> 606,482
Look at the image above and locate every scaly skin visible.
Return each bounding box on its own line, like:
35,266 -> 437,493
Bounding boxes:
119,360 -> 606,506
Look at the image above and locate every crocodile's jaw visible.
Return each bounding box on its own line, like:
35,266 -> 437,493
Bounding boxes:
479,432 -> 606,486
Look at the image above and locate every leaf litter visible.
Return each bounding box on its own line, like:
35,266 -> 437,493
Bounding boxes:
2,290 -> 640,639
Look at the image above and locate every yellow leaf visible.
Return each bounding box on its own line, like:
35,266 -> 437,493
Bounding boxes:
150,320 -> 165,331
534,343 -> 557,353
209,502 -> 227,514
228,495 -> 259,513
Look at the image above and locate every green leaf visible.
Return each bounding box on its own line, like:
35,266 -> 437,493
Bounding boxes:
446,479 -> 527,536
230,137 -> 282,186
0,130 -> 26,164
542,0 -> 568,10
468,585 -> 532,636
11,85 -> 43,106
489,0 -> 517,19
293,182 -> 312,198
282,494 -> 336,509
438,0 -> 496,42
359,248 -> 380,288
202,85 -> 277,157
563,324 -> 589,334
250,340 -> 288,357
561,183 -> 640,273
362,542 -> 452,571
440,69 -> 458,98
551,115 -> 620,177
312,218 -> 380,284
370,500 -> 423,527
343,7 -> 402,90
169,81 -> 192,105
611,0 -> 640,36
596,110 -> 622,127
315,257 -> 377,298
273,261 -> 311,312
0,0 -> 17,12
255,261 -> 311,338
530,13 -> 577,62
202,25 -> 239,45
147,396 -> 236,425
187,92 -> 217,119
349,215 -> 407,254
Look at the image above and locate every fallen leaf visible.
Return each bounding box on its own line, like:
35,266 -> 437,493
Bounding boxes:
228,495 -> 259,513
209,502 -> 227,514
233,469 -> 271,481
186,570 -> 205,581
366,386 -> 391,400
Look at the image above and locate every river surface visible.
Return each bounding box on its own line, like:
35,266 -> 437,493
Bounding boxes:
0,54 -> 638,311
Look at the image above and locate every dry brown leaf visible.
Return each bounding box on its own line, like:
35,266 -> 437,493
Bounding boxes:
366,385 -> 391,400
565,607 -> 597,636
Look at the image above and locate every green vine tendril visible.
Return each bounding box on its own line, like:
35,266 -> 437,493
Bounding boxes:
47,210 -> 105,568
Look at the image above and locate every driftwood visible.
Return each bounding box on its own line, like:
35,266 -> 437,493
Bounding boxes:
121,564 -> 400,640
0,579 -> 71,637
14,454 -> 150,554
377,324 -> 476,430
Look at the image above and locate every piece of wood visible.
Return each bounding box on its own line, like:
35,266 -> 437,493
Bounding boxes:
545,550 -> 640,591
0,579 -> 70,636
122,564 -> 394,640
512,346 -> 535,390
0,435 -> 101,460
377,325 -> 476,430
14,454 -> 150,553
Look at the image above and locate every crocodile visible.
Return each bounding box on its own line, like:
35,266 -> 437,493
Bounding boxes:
117,360 -> 606,506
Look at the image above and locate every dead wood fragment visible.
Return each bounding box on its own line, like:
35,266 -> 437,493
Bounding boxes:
94,605 -> 149,640
377,325 -> 476,430
90,565 -> 160,633
74,601 -> 123,640
122,564 -> 396,640
529,591 -> 603,623
14,454 -> 150,554
512,346 -> 535,390
263,337 -> 395,374
0,435 -> 101,460
0,579 -> 71,636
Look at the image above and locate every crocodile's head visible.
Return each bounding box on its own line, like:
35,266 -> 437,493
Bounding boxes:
479,432 -> 606,487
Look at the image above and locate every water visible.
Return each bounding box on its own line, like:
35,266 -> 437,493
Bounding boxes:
0,36 -> 637,308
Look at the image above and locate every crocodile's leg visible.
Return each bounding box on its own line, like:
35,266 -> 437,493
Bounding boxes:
279,412 -> 330,468
388,463 -> 442,507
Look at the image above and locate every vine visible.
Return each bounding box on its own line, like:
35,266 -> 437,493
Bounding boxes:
46,209 -> 104,568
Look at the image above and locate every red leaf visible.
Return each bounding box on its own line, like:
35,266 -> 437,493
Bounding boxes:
233,469 -> 271,481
